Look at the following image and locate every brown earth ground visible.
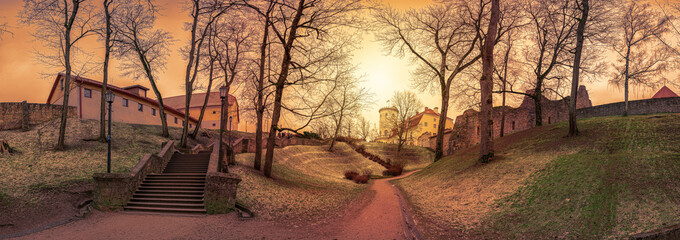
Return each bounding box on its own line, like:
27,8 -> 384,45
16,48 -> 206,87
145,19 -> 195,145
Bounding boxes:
9,172 -> 419,240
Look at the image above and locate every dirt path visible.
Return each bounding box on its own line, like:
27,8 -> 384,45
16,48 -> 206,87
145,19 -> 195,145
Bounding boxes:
333,170 -> 421,240
11,172 -> 421,240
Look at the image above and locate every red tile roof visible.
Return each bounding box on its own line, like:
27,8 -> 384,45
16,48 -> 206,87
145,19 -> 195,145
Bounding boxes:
46,73 -> 198,123
164,92 -> 239,123
651,86 -> 679,99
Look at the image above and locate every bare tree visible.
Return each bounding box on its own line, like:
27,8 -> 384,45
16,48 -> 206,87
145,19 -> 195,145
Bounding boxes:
479,0 -> 500,163
259,0 -> 363,178
568,0 -> 589,136
243,0 -> 276,171
373,0 -> 521,161
0,19 -> 12,39
97,0 -> 118,142
610,1 -> 670,117
115,0 -> 173,137
385,91 -> 423,154
356,116 -> 374,141
20,0 -> 97,150
180,0 -> 234,148
327,69 -> 371,151
191,25 -> 219,139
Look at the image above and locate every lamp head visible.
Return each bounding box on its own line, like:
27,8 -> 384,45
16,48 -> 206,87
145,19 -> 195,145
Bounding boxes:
219,85 -> 227,99
105,90 -> 115,103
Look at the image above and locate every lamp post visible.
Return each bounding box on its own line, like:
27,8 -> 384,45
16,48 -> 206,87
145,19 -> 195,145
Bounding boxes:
219,85 -> 227,172
228,116 -> 232,165
105,90 -> 115,173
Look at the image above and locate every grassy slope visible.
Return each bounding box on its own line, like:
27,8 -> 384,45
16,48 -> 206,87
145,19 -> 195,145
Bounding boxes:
360,142 -> 435,171
0,119 -> 181,201
233,142 -> 385,221
394,114 -> 680,239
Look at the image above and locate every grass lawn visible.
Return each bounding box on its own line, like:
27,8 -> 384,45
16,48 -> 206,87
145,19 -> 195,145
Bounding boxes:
394,113 -> 680,239
232,142 -> 385,221
0,118 -> 180,202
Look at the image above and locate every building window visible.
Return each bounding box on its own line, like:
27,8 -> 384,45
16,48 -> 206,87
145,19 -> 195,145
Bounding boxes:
477,126 -> 480,135
548,117 -> 551,124
213,111 -> 217,114
122,98 -> 128,107
434,124 -> 437,128
174,117 -> 178,124
424,122 -> 428,127
152,108 -> 156,116
182,120 -> 185,126
138,103 -> 143,112
434,118 -> 437,123
212,123 -> 216,127
60,80 -> 64,90
190,124 -> 192,128
512,121 -> 515,130
84,89 -> 92,98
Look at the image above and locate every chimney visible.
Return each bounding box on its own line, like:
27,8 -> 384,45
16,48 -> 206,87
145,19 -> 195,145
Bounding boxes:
424,107 -> 429,112
433,107 -> 439,113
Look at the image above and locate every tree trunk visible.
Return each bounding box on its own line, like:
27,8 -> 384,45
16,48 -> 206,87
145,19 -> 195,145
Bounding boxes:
100,0 -> 111,142
624,46 -> 631,117
329,113 -> 343,151
57,1 -> 80,151
254,14 -> 270,171
191,60 -> 215,139
479,0 -> 499,162
434,84 -> 450,161
180,3 -> 201,148
263,0 -> 305,178
569,0 -> 589,137
500,40 -> 511,137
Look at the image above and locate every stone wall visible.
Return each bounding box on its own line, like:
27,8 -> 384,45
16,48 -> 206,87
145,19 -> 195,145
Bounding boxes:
431,86 -> 592,153
205,139 -> 241,213
0,102 -> 76,131
432,86 -> 680,156
576,97 -> 680,119
92,140 -> 175,210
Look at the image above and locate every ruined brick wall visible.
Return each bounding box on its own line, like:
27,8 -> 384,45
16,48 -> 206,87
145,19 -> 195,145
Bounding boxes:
0,102 -> 77,131
576,97 -> 680,119
435,85 -> 592,154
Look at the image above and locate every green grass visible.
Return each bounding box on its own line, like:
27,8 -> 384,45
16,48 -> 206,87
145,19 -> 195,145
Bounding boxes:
232,142 -> 385,221
394,113 -> 680,239
0,118 -> 181,200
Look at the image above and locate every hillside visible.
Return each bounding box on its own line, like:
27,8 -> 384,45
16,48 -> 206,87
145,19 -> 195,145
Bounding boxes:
233,142 -> 385,221
360,142 -> 434,171
0,119 -> 189,235
394,113 -> 680,239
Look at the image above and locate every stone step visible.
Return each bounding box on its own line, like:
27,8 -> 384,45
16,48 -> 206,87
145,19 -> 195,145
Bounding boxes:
140,182 -> 205,187
138,186 -> 205,191
129,197 -> 204,204
143,179 -> 205,184
136,189 -> 204,195
123,206 -> 206,214
126,201 -> 205,209
132,193 -> 204,199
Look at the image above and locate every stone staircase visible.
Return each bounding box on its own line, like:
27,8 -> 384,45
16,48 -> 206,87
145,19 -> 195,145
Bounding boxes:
123,151 -> 211,214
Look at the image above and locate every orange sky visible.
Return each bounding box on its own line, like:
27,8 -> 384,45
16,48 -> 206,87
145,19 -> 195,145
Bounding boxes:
0,0 -> 670,129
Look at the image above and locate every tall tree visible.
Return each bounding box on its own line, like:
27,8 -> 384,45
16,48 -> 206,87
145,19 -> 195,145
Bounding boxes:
98,0 -> 117,142
479,0 -> 500,162
568,0 -> 589,136
180,0 -> 233,148
327,69 -> 370,151
115,0 -> 173,137
20,0 -> 97,150
261,0 -> 363,178
610,1 -> 670,117
373,0 -> 519,161
386,91 -> 423,154
0,19 -> 12,39
190,25 -> 219,139
243,0 -> 276,171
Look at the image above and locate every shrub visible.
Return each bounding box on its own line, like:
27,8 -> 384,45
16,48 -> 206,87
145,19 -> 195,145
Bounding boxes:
301,131 -> 322,140
344,170 -> 359,180
353,175 -> 369,184
382,166 -> 403,176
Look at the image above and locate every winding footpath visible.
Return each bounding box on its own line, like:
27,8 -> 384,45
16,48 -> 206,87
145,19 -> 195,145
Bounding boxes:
12,172 -> 423,240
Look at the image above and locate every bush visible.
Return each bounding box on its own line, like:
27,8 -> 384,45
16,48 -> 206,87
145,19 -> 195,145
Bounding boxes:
382,166 -> 403,176
353,175 -> 369,184
344,170 -> 359,180
301,131 -> 322,140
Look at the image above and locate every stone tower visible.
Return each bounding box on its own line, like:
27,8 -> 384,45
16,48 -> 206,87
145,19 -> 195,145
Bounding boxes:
378,107 -> 398,138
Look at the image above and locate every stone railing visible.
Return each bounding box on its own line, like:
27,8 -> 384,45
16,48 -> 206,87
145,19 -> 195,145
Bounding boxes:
92,140 -> 176,210
205,139 -> 242,214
